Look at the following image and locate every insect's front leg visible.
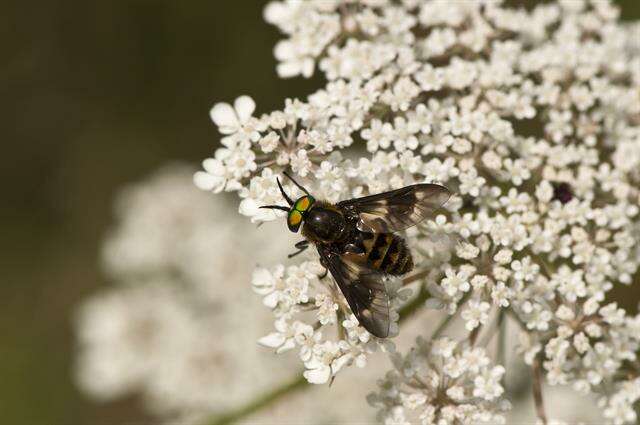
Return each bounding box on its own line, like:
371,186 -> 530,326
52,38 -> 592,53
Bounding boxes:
316,250 -> 330,280
288,240 -> 310,258
344,243 -> 364,255
318,268 -> 328,279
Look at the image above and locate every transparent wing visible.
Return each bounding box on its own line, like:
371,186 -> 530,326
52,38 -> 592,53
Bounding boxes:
338,184 -> 450,233
318,246 -> 390,338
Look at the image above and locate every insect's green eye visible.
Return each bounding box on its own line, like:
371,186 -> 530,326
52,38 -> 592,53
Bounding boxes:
294,195 -> 315,212
287,210 -> 303,232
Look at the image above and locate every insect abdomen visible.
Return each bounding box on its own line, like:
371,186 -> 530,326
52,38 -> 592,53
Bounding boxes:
361,233 -> 413,276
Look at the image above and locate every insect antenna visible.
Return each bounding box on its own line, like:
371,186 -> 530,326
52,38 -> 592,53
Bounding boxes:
283,171 -> 310,195
276,177 -> 294,205
259,205 -> 290,212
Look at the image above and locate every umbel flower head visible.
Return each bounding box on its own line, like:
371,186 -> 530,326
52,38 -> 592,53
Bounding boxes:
368,337 -> 509,424
194,0 -> 640,423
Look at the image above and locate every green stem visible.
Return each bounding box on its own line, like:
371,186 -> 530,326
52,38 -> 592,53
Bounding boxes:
532,353 -> 548,425
497,310 -> 507,387
396,286 -> 430,319
431,310 -> 456,339
430,291 -> 472,339
497,309 -> 506,361
207,374 -> 308,425
506,308 -> 528,332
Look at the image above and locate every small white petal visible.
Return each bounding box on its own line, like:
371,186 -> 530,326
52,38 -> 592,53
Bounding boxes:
303,365 -> 331,384
252,268 -> 274,293
301,59 -> 315,78
239,198 -> 260,218
274,319 -> 288,332
258,332 -> 284,348
277,62 -> 302,78
210,102 -> 239,132
274,40 -> 294,61
263,2 -> 288,24
193,171 -> 217,191
276,339 -> 295,354
262,291 -> 279,309
234,95 -> 256,123
202,158 -> 224,174
332,354 -> 351,373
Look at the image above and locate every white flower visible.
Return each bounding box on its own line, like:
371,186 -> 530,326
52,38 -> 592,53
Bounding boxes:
259,131 -> 280,153
252,265 -> 286,308
491,282 -> 513,308
431,337 -> 457,358
456,242 -> 480,259
503,159 -> 532,186
458,168 -> 486,197
238,168 -> 287,222
473,366 -> 506,401
443,355 -> 468,378
210,95 -> 259,140
603,378 -> 640,425
371,338 -> 508,423
289,149 -> 313,177
440,267 -> 471,297
362,119 -> 393,152
303,341 -> 343,384
511,257 -> 539,283
493,249 -> 513,265
294,322 -> 321,362
258,318 -> 297,354
315,293 -> 338,325
522,302 -> 553,331
461,300 -> 491,331
193,158 -> 227,193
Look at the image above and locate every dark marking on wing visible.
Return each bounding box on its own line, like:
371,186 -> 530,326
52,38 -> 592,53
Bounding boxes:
367,234 -> 388,262
317,246 -> 390,338
338,184 -> 451,233
370,234 -> 393,269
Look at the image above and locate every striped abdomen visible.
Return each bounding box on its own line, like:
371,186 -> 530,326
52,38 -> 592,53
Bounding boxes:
360,232 -> 413,276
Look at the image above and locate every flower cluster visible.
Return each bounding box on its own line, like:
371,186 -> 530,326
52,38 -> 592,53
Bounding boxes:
368,337 -> 509,424
195,0 -> 640,422
602,377 -> 640,425
75,166 -> 296,423
253,261 -> 409,384
196,0 -> 640,419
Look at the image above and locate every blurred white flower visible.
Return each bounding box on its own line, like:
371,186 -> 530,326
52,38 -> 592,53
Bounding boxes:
75,284 -> 187,400
75,165 -> 297,422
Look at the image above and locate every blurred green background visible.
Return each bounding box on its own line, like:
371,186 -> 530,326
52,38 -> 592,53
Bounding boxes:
0,1 -> 638,424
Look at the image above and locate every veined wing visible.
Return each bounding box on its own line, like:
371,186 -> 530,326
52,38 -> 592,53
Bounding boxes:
317,246 -> 390,338
338,184 -> 450,233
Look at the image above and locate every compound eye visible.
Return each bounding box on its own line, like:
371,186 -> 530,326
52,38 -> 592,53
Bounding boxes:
287,210 -> 303,232
294,196 -> 314,212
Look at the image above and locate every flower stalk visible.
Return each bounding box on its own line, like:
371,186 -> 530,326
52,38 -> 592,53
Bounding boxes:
532,353 -> 548,425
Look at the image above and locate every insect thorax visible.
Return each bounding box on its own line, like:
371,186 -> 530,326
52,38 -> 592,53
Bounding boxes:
301,201 -> 346,244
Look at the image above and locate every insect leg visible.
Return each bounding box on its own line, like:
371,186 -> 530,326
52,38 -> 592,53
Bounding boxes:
318,268 -> 328,279
344,243 -> 364,255
288,240 -> 310,258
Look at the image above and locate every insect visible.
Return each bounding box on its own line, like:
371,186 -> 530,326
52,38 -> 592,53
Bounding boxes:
261,173 -> 450,338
